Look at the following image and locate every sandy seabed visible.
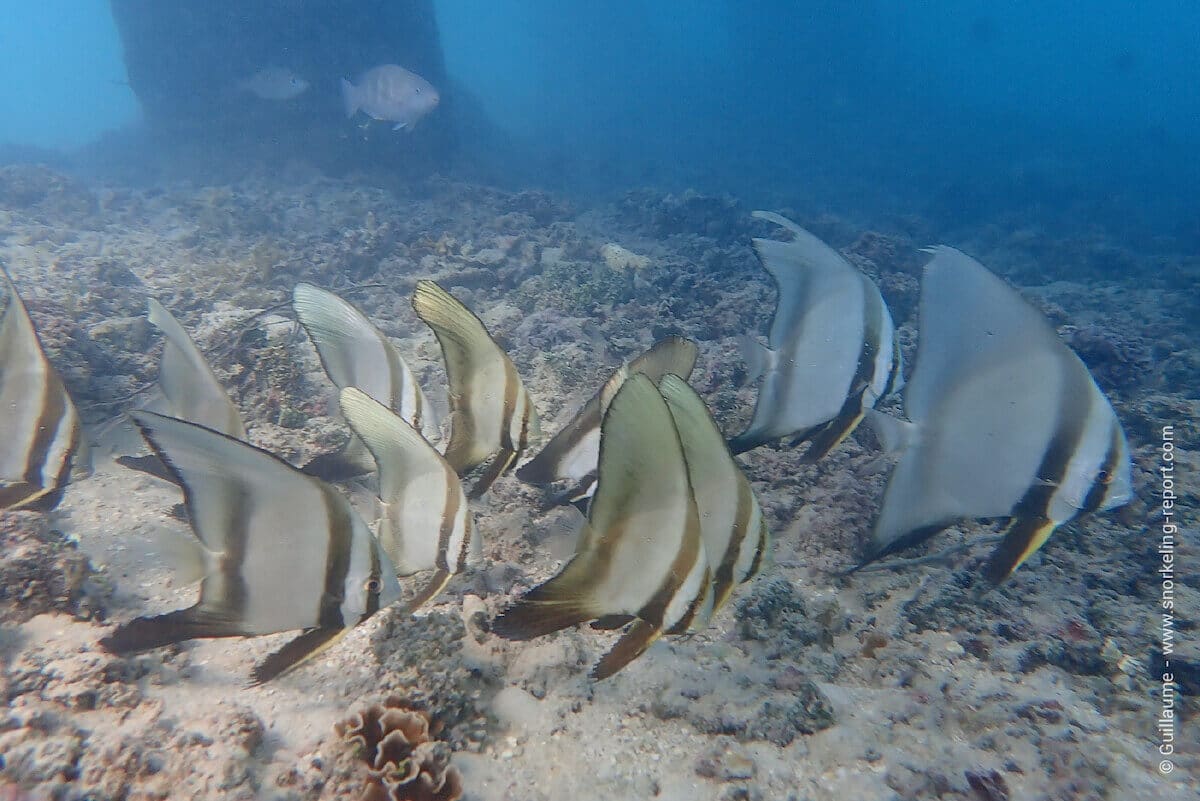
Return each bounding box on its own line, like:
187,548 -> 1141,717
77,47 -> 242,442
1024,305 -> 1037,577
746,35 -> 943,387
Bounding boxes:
0,162 -> 1197,800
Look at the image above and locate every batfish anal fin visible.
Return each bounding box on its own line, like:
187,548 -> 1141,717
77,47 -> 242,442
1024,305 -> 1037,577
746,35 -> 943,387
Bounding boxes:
982,516 -> 1060,584
115,453 -> 181,484
491,558 -> 602,641
589,614 -> 635,631
248,627 -> 350,686
591,618 -> 663,680
100,607 -> 244,654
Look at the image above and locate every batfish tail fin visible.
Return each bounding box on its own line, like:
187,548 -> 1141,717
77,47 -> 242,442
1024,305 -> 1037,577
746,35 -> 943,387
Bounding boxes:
591,619 -> 662,680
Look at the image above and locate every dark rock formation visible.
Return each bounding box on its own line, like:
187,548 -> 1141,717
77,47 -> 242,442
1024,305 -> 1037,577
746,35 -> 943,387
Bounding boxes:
109,0 -> 455,176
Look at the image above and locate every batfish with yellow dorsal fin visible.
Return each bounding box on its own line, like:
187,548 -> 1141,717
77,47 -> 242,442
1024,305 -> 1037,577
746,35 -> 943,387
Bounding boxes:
292,283 -> 438,481
0,265 -> 89,511
658,374 -> 771,625
491,374 -> 711,680
116,298 -> 247,483
338,386 -> 478,613
411,280 -> 539,499
517,336 -> 698,511
100,411 -> 402,685
858,246 -> 1131,583
729,211 -> 902,461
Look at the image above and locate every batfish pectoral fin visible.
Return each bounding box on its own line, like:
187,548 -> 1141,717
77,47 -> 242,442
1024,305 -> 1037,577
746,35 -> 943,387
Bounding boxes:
591,618 -> 663,680
737,336 -> 777,385
400,568 -> 454,614
982,516 -> 1060,584
863,409 -> 915,456
249,627 -> 351,686
100,607 -> 246,654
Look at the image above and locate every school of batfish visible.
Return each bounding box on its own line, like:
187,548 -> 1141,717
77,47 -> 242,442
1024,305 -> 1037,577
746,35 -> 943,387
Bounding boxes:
0,213 -> 1132,683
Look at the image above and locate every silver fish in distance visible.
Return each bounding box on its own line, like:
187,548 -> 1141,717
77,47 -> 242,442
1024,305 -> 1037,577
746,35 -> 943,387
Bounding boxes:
341,64 -> 439,131
237,67 -> 309,101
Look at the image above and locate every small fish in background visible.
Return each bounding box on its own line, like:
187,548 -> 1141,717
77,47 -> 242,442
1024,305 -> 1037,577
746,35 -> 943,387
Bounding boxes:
861,247 -> 1132,582
292,283 -> 437,482
412,280 -> 538,499
236,66 -> 309,101
729,211 -> 903,461
517,336 -> 698,510
339,387 -> 478,612
117,298 -> 247,483
100,411 -> 403,685
0,266 -> 89,511
341,64 -> 440,131
492,374 -> 712,680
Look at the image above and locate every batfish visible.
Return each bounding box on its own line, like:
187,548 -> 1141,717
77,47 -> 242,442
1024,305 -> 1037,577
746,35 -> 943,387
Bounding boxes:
0,266 -> 88,511
730,212 -> 902,461
412,280 -> 538,499
293,283 -> 436,481
117,298 -> 246,484
338,387 -> 478,613
492,374 -> 711,680
516,336 -> 698,509
101,411 -> 403,685
862,247 -> 1132,582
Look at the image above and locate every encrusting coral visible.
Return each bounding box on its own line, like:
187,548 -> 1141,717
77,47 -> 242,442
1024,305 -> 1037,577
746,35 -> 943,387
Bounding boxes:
335,696 -> 463,801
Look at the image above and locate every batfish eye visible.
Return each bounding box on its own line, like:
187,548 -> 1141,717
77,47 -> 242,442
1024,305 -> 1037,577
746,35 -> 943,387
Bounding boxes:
1098,469 -> 1110,483
365,578 -> 381,593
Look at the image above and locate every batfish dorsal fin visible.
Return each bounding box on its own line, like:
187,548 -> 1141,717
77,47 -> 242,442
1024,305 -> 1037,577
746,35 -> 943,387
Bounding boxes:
517,336 -> 698,488
292,283 -> 436,442
659,373 -> 767,622
339,386 -> 476,585
147,298 -> 246,440
412,280 -> 537,483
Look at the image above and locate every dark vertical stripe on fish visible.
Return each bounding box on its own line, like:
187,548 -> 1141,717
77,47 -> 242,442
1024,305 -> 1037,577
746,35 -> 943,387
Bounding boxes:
317,485 -> 353,629
23,376 -> 64,486
436,462 -> 461,572
1079,424 -> 1124,516
498,359 -> 520,452
635,508 -> 703,628
712,476 -> 753,606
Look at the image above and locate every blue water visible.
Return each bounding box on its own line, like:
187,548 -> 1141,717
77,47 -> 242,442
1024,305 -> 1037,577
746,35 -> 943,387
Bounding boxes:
2,1 -> 1198,239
